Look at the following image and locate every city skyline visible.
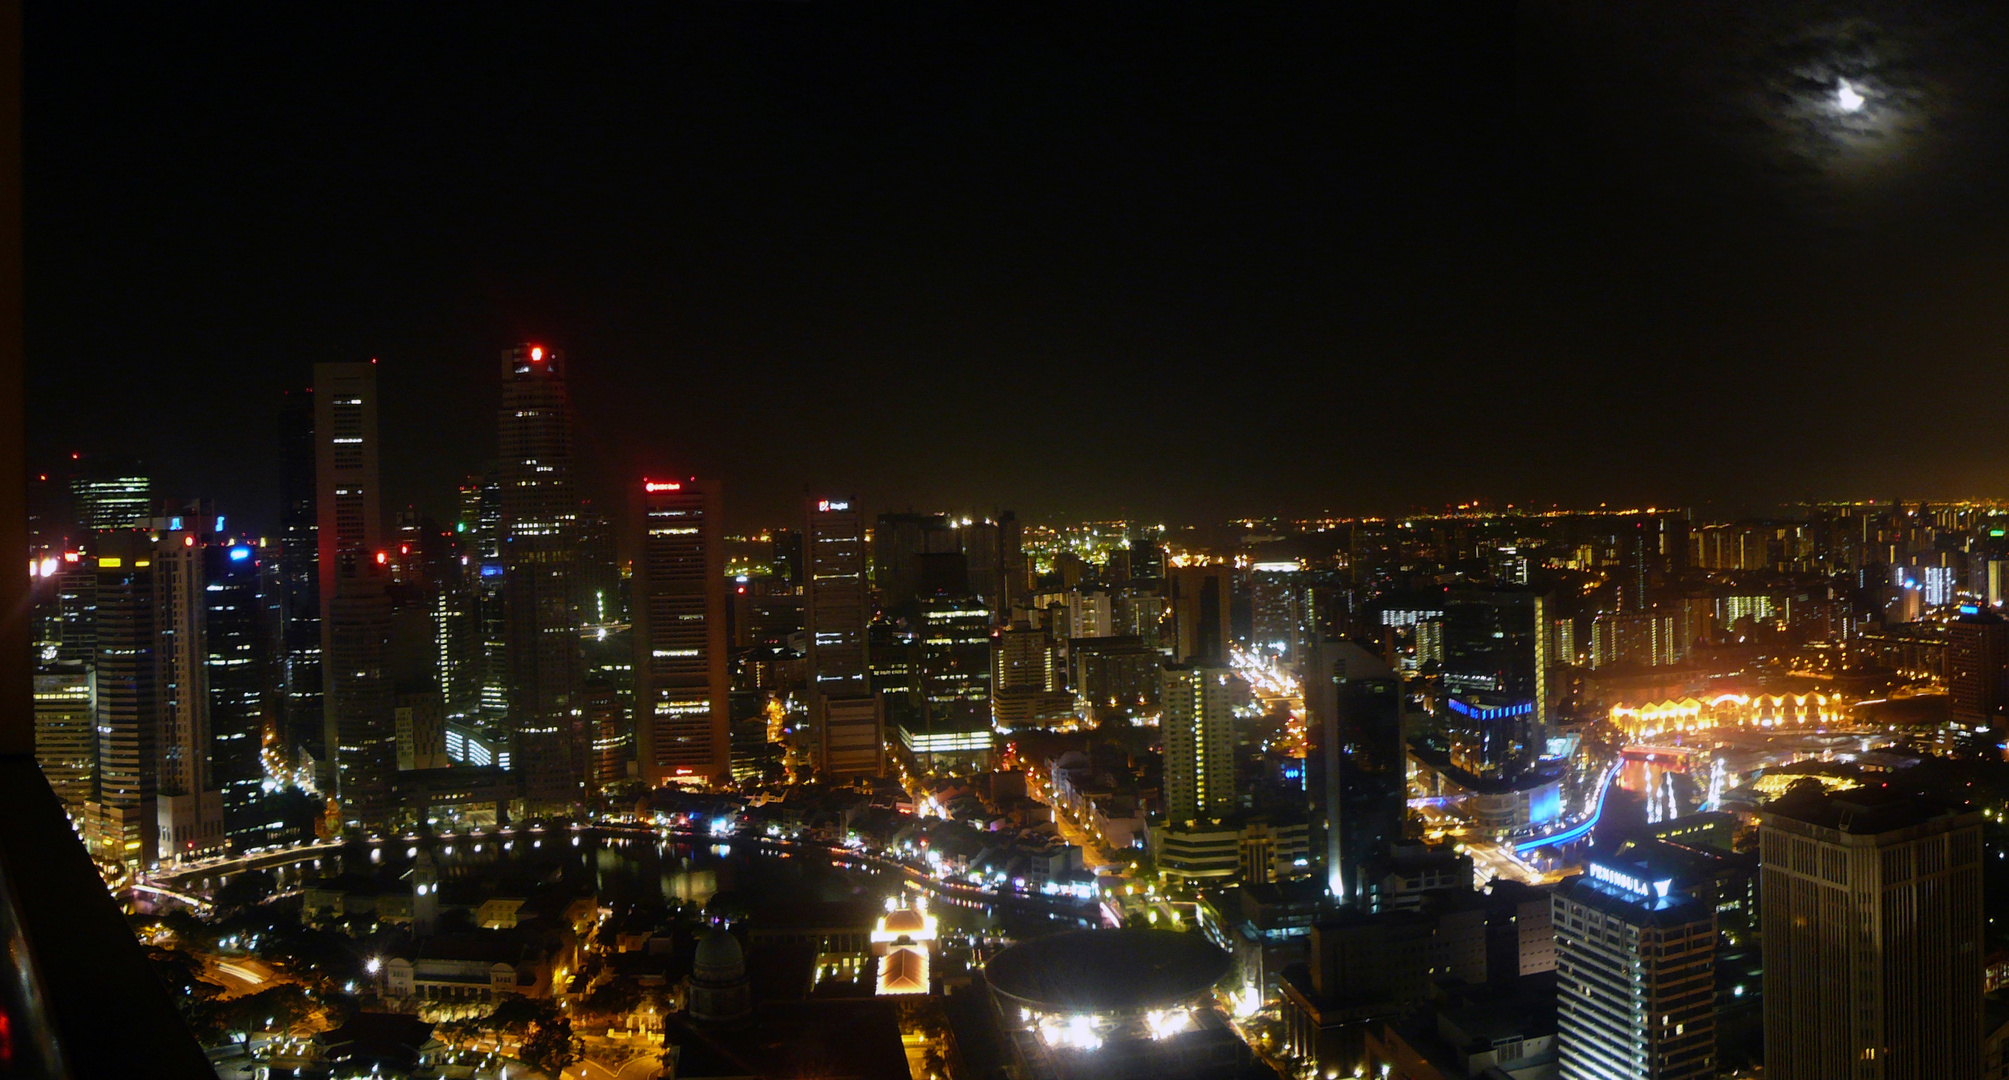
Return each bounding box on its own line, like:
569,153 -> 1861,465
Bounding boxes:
16,6 -> 2009,1079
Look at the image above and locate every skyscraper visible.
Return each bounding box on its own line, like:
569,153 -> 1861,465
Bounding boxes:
1161,663 -> 1234,823
1946,606 -> 2009,736
89,529 -> 158,869
1438,587 -> 1551,779
154,520 -> 226,863
633,478 -> 729,786
32,662 -> 94,819
1760,787 -> 1983,1080
804,496 -> 883,779
497,344 -> 585,806
207,539 -> 270,846
1554,854 -> 1716,1080
1300,639 -> 1404,903
71,470 -> 150,533
1168,565 -> 1233,665
315,361 -> 391,825
1249,562 -> 1308,662
916,594 -> 993,748
278,385 -> 322,764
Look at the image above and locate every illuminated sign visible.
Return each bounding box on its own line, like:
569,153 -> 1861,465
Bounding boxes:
644,481 -> 682,493
229,546 -> 252,562
1588,861 -> 1673,900
480,563 -> 504,578
817,500 -> 850,512
1447,699 -> 1534,721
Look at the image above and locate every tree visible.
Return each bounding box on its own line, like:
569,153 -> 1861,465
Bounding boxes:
518,1014 -> 576,1076
581,977 -> 644,1020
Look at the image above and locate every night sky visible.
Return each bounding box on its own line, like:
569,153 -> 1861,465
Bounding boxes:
26,3 -> 2009,530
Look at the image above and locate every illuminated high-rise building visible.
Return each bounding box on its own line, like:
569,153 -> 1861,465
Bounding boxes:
1300,639 -> 1404,903
497,344 -> 585,806
88,530 -> 159,869
206,539 -> 271,846
315,361 -> 393,824
1760,788 -> 1982,1080
70,470 -> 150,533
1439,587 -> 1551,779
1161,663 -> 1234,823
804,496 -> 882,778
154,519 -> 226,863
1168,565 -> 1233,665
916,595 -> 993,748
323,557 -> 394,826
633,477 -> 729,786
1249,562 -> 1308,662
1946,606 -> 2009,736
33,662 -> 94,819
1554,854 -> 1716,1080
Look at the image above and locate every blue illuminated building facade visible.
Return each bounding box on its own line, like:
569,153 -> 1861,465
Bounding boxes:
1555,855 -> 1716,1080
207,541 -> 273,845
1438,588 -> 1551,780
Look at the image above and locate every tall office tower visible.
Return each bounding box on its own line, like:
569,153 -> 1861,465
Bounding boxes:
29,550 -> 94,666
580,677 -> 631,789
71,470 -> 151,532
1760,788 -> 1983,1080
463,470 -> 511,727
633,478 -> 730,787
314,362 -> 385,809
207,540 -> 269,846
1168,565 -> 1233,665
1300,640 -> 1405,903
576,506 -> 623,628
1161,663 -> 1235,824
962,518 -> 1008,619
33,661 -> 94,818
497,344 -> 586,806
1554,854 -> 1717,1080
154,523 -> 226,863
804,496 -> 883,779
436,558 -> 481,724
873,512 -> 950,607
994,623 -> 1056,692
999,511 -> 1029,615
916,594 -> 994,734
89,530 -> 158,869
1946,606 -> 2009,736
1249,562 -> 1308,662
278,385 -> 321,762
1438,588 -> 1551,779
323,557 -> 394,826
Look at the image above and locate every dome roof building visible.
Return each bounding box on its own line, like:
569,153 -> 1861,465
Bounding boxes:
686,926 -> 751,1025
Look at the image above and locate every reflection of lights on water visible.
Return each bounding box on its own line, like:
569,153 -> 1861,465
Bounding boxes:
1836,78 -> 1865,113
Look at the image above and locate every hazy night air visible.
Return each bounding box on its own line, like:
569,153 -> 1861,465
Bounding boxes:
25,2 -> 2009,530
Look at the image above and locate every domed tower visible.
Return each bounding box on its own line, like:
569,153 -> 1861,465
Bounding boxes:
411,849 -> 439,938
686,926 -> 751,1024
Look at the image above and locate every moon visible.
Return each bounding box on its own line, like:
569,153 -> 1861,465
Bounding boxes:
1835,78 -> 1865,112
